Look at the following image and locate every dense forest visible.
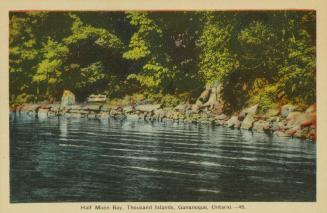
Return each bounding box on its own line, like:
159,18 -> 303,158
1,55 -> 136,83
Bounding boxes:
9,11 -> 316,112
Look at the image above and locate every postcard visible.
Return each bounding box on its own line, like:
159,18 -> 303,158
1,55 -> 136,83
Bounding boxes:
1,0 -> 327,213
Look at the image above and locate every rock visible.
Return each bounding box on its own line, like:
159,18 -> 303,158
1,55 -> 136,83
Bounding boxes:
87,112 -> 97,119
215,119 -> 226,126
285,111 -> 312,130
135,104 -> 161,112
226,116 -> 241,128
305,104 -> 316,114
98,112 -> 109,120
69,109 -> 82,114
197,89 -> 210,104
274,130 -> 289,137
110,109 -> 122,116
61,90 -> 76,107
211,102 -> 224,115
21,104 -> 40,113
70,113 -> 83,118
83,104 -> 102,111
239,104 -> 259,119
48,111 -> 58,118
241,115 -> 255,130
252,120 -> 269,132
154,109 -> 165,119
174,104 -> 188,112
78,110 -> 89,115
39,104 -> 51,109
69,105 -> 82,110
215,114 -> 229,121
281,104 -> 297,117
48,104 -> 60,112
191,104 -> 201,113
123,106 -> 134,113
114,114 -> 126,120
269,121 -> 279,131
101,105 -> 111,112
126,114 -> 139,120
38,108 -> 49,119
285,126 -> 301,136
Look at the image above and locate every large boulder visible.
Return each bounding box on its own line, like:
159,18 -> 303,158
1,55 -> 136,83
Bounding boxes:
241,114 -> 255,130
135,104 -> 161,112
61,90 -> 76,107
226,116 -> 241,128
285,111 -> 308,129
281,104 -> 297,117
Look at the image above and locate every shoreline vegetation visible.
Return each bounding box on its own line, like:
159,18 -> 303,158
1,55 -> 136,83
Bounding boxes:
9,11 -> 316,142
10,86 -> 316,141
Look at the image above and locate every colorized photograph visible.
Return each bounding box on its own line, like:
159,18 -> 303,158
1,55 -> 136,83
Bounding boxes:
9,11 -> 316,202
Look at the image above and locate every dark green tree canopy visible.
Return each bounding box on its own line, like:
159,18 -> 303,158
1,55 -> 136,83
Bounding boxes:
9,11 -> 316,110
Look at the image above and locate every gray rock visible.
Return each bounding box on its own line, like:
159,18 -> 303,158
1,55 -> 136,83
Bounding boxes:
69,105 -> 82,110
126,114 -> 139,120
38,108 -> 49,119
48,111 -> 58,118
101,105 -> 111,112
154,109 -> 165,118
87,113 -> 97,119
83,104 -> 102,111
135,104 -> 161,112
241,115 -> 255,130
110,109 -> 121,116
123,106 -> 134,113
269,121 -> 280,131
281,104 -> 297,117
98,112 -> 109,120
70,113 -> 83,118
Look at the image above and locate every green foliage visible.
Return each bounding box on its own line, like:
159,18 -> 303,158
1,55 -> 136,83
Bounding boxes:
9,11 -> 316,109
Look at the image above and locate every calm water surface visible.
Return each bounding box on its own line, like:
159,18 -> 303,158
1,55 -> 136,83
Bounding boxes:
10,114 -> 316,202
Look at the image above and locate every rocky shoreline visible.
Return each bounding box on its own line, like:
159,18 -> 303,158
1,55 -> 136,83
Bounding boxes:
10,98 -> 316,142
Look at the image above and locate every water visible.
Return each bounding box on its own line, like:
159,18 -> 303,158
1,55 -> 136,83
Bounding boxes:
10,114 -> 316,202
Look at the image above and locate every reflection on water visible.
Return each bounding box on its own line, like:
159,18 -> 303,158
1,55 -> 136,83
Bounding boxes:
10,115 -> 316,202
